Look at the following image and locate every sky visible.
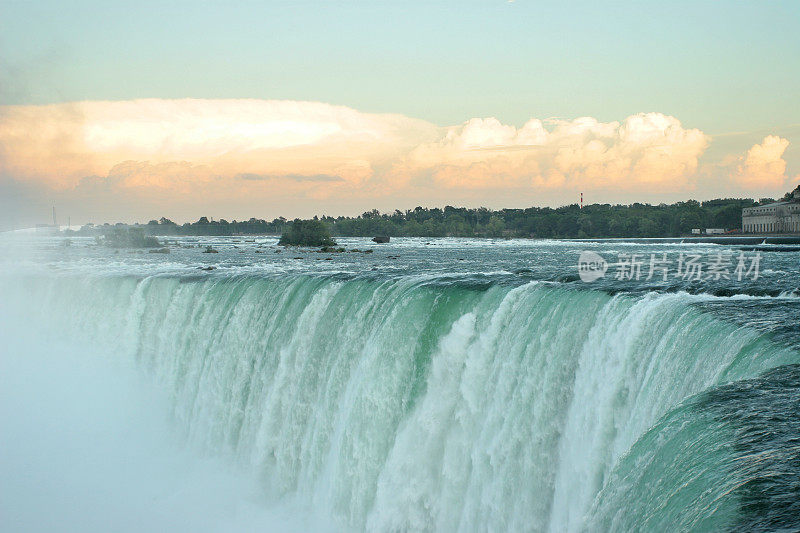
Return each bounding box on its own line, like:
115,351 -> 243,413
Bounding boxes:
0,0 -> 798,227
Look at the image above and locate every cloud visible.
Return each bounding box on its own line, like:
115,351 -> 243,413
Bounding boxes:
2,98 -> 795,220
0,99 -> 438,189
399,113 -> 710,190
732,135 -> 791,190
237,173 -> 346,183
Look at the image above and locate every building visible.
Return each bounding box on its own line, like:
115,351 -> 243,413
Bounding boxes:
742,186 -> 800,233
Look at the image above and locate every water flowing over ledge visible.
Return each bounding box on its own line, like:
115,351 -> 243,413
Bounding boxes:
3,271 -> 797,531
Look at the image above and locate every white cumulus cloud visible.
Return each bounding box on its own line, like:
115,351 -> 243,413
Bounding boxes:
732,135 -> 791,190
400,113 -> 709,191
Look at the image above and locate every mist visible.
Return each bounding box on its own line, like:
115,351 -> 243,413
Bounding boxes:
0,271 -> 333,533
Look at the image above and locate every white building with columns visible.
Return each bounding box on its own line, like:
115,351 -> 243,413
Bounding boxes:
742,186 -> 800,233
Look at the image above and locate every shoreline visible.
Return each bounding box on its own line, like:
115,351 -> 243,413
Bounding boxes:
564,235 -> 800,245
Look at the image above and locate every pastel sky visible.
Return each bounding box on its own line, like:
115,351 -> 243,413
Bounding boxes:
0,0 -> 798,227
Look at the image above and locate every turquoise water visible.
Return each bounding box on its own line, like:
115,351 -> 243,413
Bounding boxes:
1,235 -> 799,531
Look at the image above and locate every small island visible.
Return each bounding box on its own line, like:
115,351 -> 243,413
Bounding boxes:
278,219 -> 337,247
100,227 -> 161,248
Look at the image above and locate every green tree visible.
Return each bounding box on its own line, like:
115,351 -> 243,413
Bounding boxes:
279,219 -> 336,247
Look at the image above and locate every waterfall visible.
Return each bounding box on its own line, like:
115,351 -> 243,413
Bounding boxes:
2,273 -> 796,531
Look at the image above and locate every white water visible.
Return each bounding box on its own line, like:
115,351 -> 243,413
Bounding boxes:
0,279 -> 335,533
1,272 -> 796,531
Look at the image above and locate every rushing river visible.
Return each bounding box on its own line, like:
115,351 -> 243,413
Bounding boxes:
1,234 -> 799,532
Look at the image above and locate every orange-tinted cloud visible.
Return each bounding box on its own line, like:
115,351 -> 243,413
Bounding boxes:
1,99 -> 793,210
399,113 -> 709,190
0,99 -> 438,190
732,135 -> 791,190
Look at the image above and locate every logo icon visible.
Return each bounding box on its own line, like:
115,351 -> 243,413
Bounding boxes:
578,251 -> 608,282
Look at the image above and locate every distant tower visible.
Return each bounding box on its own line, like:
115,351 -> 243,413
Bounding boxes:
580,192 -> 583,209
52,206 -> 57,226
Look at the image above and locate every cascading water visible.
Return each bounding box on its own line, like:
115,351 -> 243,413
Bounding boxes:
3,266 -> 797,532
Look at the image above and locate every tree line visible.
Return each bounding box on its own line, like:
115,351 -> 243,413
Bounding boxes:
81,197 -> 774,239
323,199 -> 755,238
